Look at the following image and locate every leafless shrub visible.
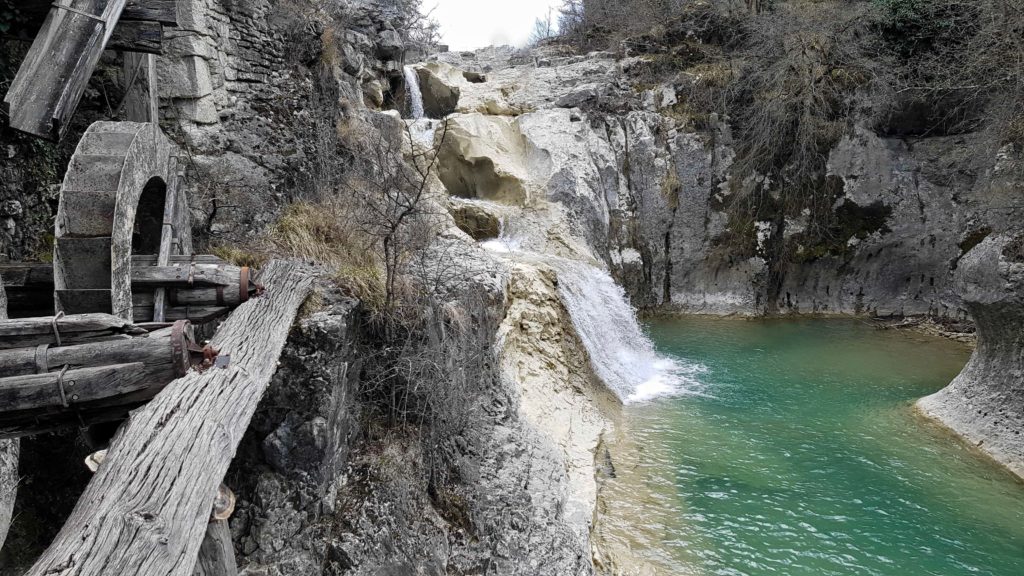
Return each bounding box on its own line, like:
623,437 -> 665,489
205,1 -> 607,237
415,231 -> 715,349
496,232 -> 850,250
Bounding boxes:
728,2 -> 890,229
882,0 -> 1024,147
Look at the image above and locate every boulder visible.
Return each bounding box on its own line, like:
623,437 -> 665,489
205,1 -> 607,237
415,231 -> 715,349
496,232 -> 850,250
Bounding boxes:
436,114 -> 534,204
414,62 -> 464,118
377,29 -> 404,58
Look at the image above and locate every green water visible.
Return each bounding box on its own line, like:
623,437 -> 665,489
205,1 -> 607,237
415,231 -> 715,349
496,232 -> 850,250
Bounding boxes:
598,317 -> 1024,576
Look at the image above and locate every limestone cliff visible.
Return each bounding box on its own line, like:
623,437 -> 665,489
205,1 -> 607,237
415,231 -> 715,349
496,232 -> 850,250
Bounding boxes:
423,45 -> 1022,319
918,234 -> 1024,478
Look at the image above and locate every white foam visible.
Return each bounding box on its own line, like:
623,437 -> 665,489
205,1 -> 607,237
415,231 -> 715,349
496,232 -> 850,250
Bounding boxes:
546,258 -> 705,403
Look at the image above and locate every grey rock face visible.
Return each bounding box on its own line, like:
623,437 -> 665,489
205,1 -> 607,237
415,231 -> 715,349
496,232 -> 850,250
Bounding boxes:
918,234 -> 1024,478
159,0 -> 415,245
230,288 -> 361,576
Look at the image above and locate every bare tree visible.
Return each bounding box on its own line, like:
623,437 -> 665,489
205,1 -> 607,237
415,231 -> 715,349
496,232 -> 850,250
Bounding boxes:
529,8 -> 557,45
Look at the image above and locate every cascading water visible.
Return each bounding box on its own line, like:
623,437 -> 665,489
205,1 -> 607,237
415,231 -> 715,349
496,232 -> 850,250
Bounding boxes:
546,258 -> 704,402
404,65 -> 425,120
482,222 -> 702,402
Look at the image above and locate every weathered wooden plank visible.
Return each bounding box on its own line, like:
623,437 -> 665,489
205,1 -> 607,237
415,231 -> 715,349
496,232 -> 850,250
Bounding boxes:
132,305 -> 230,324
0,363 -> 149,412
4,0 -> 130,140
0,436 -> 16,552
54,237 -> 113,289
192,521 -> 238,576
0,404 -> 140,441
0,279 -> 18,553
0,313 -> 146,349
55,289 -> 113,316
123,0 -> 179,26
134,255 -> 227,266
109,20 -> 163,55
25,261 -> 313,576
153,156 -> 179,322
133,264 -> 248,288
1,261 -> 245,289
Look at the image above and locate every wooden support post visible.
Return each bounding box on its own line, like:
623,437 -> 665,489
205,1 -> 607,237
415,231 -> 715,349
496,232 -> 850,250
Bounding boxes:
0,279 -> 18,553
25,261 -> 313,576
153,154 -> 178,323
192,521 -> 238,576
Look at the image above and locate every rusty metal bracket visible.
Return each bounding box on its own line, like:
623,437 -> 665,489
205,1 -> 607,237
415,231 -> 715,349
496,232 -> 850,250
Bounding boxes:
170,320 -> 190,377
240,267 -> 250,303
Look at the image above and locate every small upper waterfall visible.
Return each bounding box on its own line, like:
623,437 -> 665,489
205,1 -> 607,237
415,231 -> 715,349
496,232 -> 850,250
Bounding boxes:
547,258 -> 703,402
404,65 -> 425,120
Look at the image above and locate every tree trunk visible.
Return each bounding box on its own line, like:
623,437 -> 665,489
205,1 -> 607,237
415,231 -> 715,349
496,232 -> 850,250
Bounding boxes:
25,261 -> 313,576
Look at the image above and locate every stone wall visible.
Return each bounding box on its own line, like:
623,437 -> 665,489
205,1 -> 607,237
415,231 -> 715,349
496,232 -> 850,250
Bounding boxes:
159,0 -> 418,247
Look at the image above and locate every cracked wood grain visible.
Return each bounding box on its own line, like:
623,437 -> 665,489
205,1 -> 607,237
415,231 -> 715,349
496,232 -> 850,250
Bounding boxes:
24,260 -> 313,576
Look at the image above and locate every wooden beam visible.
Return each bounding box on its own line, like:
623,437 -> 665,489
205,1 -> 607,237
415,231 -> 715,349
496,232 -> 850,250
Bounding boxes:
1,260 -> 245,290
25,261 -> 313,576
0,314 -> 146,350
191,521 -> 238,576
4,0 -> 130,140
0,323 -> 192,380
0,363 -> 150,413
108,20 -> 163,55
123,0 -> 179,26
133,305 -> 230,324
153,155 -> 179,322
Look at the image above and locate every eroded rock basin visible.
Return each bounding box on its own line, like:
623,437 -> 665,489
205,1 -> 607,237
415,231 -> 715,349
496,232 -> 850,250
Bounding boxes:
596,317 -> 1024,575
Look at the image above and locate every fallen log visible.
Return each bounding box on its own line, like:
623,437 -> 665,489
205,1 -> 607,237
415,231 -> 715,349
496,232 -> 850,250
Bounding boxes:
0,313 -> 146,350
25,260 -> 313,576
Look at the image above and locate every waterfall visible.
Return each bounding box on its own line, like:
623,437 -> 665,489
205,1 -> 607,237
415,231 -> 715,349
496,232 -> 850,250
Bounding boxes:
547,258 -> 703,402
477,209 -> 701,402
404,65 -> 425,120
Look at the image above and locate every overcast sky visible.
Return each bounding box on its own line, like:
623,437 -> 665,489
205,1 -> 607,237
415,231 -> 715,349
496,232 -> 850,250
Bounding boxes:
429,0 -> 563,51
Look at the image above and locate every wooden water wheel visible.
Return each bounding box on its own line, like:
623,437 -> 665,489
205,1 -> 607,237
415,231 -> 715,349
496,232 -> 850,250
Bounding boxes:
0,120 -> 262,439
55,121 -> 190,321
